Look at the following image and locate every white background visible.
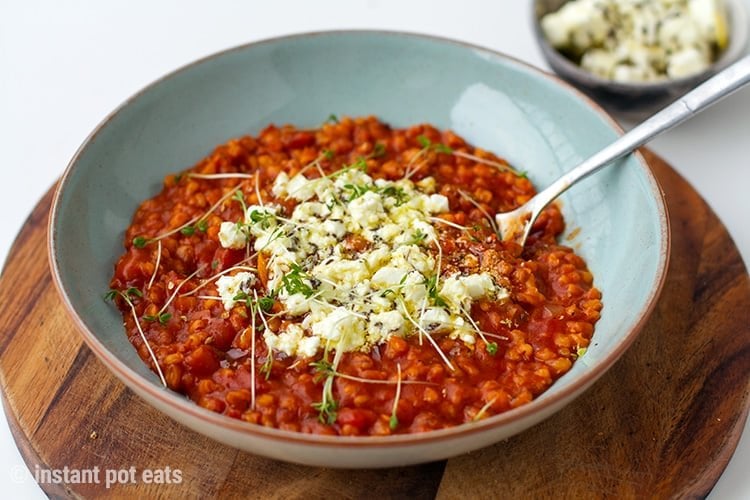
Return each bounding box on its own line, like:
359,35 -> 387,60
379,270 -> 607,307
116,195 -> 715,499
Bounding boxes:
1,0 -> 748,497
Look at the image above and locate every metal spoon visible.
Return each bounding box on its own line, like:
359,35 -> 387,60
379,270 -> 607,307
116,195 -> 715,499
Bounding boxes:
496,54 -> 750,247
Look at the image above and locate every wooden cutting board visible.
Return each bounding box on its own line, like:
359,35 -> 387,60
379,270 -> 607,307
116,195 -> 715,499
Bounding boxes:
1,150 -> 748,499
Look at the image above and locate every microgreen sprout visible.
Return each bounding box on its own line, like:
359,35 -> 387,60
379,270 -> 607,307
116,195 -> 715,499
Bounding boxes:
143,312 -> 172,325
326,113 -> 339,124
390,363 -> 402,431
486,342 -> 498,356
104,289 -> 166,387
311,354 -> 338,424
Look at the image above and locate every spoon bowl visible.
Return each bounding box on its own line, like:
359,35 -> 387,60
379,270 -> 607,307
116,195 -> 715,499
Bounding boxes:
497,54 -> 750,247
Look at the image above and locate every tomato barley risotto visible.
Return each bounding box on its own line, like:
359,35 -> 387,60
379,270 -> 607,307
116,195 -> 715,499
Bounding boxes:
108,116 -> 602,436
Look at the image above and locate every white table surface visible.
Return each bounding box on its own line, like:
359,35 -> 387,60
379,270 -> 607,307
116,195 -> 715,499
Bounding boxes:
1,1 -> 748,497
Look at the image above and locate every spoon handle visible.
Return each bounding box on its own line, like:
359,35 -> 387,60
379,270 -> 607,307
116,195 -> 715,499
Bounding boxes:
535,54 -> 750,211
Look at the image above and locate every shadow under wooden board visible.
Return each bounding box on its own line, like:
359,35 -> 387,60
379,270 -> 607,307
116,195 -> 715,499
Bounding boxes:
0,150 -> 748,499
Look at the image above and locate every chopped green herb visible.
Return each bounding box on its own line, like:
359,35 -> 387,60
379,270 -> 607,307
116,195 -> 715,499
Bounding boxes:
103,290 -> 118,302
424,275 -> 447,307
133,236 -> 148,249
180,225 -> 195,236
248,209 -> 275,229
343,183 -> 373,201
518,171 -> 528,179
126,287 -> 143,298
281,264 -> 315,298
379,185 -> 409,206
326,113 -> 339,123
417,135 -> 431,148
371,142 -> 386,158
196,220 -> 208,232
407,229 -> 427,246
258,296 -> 275,313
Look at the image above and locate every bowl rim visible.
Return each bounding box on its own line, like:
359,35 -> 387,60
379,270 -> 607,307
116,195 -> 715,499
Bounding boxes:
48,29 -> 671,448
532,0 -> 749,91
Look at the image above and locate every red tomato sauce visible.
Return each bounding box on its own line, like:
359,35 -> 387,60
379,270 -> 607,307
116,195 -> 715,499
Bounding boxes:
109,116 -> 602,436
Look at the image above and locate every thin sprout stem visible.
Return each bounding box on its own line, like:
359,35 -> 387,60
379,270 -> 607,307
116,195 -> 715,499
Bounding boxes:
253,289 -> 273,334
147,240 -> 162,290
180,262 -> 256,297
457,189 -> 499,235
142,184 -> 242,245
187,172 -> 255,180
391,363 -> 403,425
249,302 -> 257,411
122,294 -> 167,387
473,397 -> 498,421
459,304 -> 491,346
254,171 -> 265,207
452,150 -> 520,175
399,299 -> 454,371
158,266 -> 203,316
331,369 -> 435,386
429,217 -> 469,231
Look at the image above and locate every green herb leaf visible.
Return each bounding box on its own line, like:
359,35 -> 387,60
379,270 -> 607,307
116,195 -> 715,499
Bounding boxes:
326,113 -> 339,123
424,275 -> 447,307
258,296 -> 275,313
142,315 -> 157,322
126,287 -> 143,298
133,236 -> 148,248
518,171 -> 528,179
486,342 -> 498,356
371,143 -> 386,158
379,186 -> 409,206
197,220 -> 208,232
417,135 -> 431,148
103,290 -> 118,302
180,225 -> 195,236
407,229 -> 427,246
434,143 -> 453,154
281,264 -> 315,298
211,260 -> 219,270
323,149 -> 334,160
343,183 -> 373,201
158,312 -> 172,325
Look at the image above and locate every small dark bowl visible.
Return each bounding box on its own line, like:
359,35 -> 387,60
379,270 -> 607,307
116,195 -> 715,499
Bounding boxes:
533,0 -> 749,121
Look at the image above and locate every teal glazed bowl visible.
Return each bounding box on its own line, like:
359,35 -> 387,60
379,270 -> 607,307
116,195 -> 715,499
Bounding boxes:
49,31 -> 669,468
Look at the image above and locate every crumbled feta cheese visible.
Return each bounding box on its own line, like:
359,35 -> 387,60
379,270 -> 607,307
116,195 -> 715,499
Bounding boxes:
218,221 -> 247,249
216,272 -> 256,310
368,310 -> 405,342
217,162 -> 499,358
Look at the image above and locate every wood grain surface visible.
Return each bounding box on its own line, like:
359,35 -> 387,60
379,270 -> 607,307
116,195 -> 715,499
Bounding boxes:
0,150 -> 748,499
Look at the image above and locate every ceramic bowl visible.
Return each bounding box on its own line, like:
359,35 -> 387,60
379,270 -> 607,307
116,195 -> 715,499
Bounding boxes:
533,0 -> 749,121
49,31 -> 669,468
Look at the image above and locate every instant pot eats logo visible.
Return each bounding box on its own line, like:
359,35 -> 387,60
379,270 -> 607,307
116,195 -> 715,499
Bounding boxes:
9,464 -> 182,489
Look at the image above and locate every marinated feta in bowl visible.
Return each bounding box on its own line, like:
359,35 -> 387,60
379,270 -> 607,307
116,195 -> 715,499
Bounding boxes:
541,0 -> 729,82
